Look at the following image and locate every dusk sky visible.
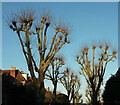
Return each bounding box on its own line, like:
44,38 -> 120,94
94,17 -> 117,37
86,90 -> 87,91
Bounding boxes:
2,2 -> 118,102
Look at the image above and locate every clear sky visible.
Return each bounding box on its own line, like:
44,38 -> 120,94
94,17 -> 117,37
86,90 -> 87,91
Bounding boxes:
1,0 -> 120,2
2,2 -> 118,102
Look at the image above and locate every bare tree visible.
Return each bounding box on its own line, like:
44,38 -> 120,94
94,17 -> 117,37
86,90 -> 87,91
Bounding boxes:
74,91 -> 83,104
85,85 -> 92,104
76,44 -> 117,105
60,68 -> 82,104
45,57 -> 65,96
8,8 -> 70,103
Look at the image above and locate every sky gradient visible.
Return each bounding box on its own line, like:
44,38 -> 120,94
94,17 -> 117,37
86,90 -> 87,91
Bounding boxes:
1,0 -> 120,2
2,2 -> 118,102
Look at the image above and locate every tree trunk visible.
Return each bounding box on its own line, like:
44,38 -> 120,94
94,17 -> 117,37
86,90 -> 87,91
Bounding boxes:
53,82 -> 57,96
91,91 -> 99,105
73,97 -> 75,105
73,85 -> 75,105
52,82 -> 57,104
34,71 -> 46,104
67,90 -> 71,103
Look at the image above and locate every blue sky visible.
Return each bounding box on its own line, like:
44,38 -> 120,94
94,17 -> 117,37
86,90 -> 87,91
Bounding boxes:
2,2 -> 118,102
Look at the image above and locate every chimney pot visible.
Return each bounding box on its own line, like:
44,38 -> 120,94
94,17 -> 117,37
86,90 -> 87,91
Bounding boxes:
11,66 -> 16,70
21,71 -> 23,73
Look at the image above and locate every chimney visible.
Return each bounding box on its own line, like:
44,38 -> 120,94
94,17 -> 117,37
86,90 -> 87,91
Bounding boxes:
11,66 -> 16,70
10,66 -> 16,78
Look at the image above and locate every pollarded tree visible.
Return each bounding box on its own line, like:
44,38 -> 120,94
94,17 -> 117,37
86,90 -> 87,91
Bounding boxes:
60,68 -> 82,104
45,56 -> 65,96
76,44 -> 117,105
8,8 -> 70,103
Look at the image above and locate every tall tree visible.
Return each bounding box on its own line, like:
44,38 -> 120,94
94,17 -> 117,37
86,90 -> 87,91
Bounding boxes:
60,68 -> 82,104
76,44 -> 117,105
8,8 -> 70,103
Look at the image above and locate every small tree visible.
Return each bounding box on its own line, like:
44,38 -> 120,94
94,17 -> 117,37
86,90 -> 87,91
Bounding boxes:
45,57 -> 65,96
74,91 -> 83,104
85,85 -> 92,104
8,8 -> 70,103
60,68 -> 82,104
76,44 -> 117,105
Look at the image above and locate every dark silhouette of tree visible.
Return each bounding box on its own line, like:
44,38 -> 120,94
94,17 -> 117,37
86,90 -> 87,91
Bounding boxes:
8,8 -> 70,103
55,93 -> 69,104
103,68 -> 120,105
76,44 -> 117,105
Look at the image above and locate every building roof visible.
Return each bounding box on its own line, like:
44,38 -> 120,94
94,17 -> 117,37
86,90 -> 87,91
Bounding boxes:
2,70 -> 26,82
16,70 -> 26,81
2,70 -> 11,75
